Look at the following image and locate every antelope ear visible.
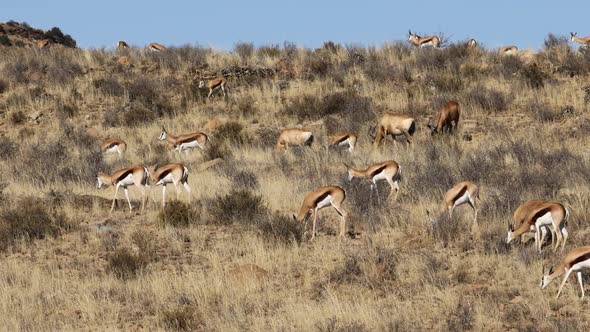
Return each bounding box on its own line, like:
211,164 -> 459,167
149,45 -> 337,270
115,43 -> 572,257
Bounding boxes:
292,214 -> 297,221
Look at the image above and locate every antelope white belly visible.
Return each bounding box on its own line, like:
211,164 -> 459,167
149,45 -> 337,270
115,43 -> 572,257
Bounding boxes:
157,173 -> 175,185
572,259 -> 590,271
535,212 -> 553,228
373,171 -> 388,182
453,192 -> 471,207
179,140 -> 201,150
421,41 -> 434,47
317,195 -> 332,210
338,138 -> 351,147
303,132 -> 313,142
118,174 -> 135,186
105,145 -> 121,154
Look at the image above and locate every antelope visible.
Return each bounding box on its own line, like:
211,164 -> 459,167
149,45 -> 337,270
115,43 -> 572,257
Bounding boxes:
506,201 -> 570,253
500,45 -> 518,55
466,38 -> 477,48
117,41 -> 129,49
541,246 -> 590,299
159,127 -> 209,153
148,42 -> 167,52
198,77 -> 227,99
37,39 -> 50,49
100,138 -> 127,155
275,128 -> 313,152
344,160 -> 401,201
96,165 -> 150,213
512,200 -> 568,248
293,185 -> 348,240
427,101 -> 461,135
369,114 -> 416,146
147,163 -> 191,208
408,30 -> 440,48
329,132 -> 357,152
570,32 -> 590,47
428,181 -> 480,223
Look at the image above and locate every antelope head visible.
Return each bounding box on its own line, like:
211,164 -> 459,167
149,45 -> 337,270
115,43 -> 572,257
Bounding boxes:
367,125 -> 377,140
540,264 -> 554,289
96,173 -> 108,189
159,127 -> 167,141
570,32 -> 577,41
198,80 -> 205,88
505,222 -> 515,244
342,162 -> 353,180
427,117 -> 437,135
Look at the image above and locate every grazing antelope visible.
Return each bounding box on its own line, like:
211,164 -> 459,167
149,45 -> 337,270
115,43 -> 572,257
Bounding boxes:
37,39 -> 50,49
506,201 -> 570,253
512,199 -> 568,248
570,32 -> 590,47
329,132 -> 357,152
541,246 -> 590,299
344,160 -> 401,201
148,42 -> 167,52
369,114 -> 416,146
198,77 -> 227,99
276,128 -> 313,152
159,127 -> 209,153
148,163 -> 191,208
100,138 -> 127,155
466,38 -> 477,48
293,185 -> 348,240
427,101 -> 461,135
500,45 -> 518,55
428,181 -> 480,223
408,30 -> 441,48
96,165 -> 150,213
117,41 -> 129,49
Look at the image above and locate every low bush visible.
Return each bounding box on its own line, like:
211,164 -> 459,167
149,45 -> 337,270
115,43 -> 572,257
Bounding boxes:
257,212 -> 303,245
107,247 -> 148,279
158,200 -> 201,228
209,189 -> 267,225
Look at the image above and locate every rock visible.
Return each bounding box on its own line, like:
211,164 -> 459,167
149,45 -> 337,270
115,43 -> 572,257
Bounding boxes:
229,264 -> 268,283
29,111 -> 43,121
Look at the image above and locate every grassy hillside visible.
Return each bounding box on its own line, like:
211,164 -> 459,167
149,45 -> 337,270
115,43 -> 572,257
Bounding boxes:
0,35 -> 590,330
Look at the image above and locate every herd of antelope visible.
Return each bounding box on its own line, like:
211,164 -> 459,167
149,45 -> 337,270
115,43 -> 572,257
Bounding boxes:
92,31 -> 590,299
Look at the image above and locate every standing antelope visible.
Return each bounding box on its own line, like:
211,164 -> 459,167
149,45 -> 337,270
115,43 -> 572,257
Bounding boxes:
275,128 -> 313,152
329,132 -> 357,152
500,45 -> 518,55
293,185 -> 348,240
199,77 -> 227,98
428,181 -> 480,223
369,114 -> 416,146
96,165 -> 150,213
541,246 -> 590,299
159,127 -> 209,153
344,160 -> 401,201
148,42 -> 167,52
466,39 -> 477,48
100,138 -> 127,155
148,163 -> 191,208
427,101 -> 461,135
506,201 -> 570,253
570,32 -> 590,47
117,41 -> 129,49
408,30 -> 441,48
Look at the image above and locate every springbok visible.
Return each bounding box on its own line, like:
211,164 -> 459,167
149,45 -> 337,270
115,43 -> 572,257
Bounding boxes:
466,39 -> 477,48
100,139 -> 127,155
570,32 -> 590,47
344,160 -> 401,201
408,30 -> 440,48
117,41 -> 129,49
500,45 -> 518,55
369,114 -> 416,146
148,42 -> 167,52
541,246 -> 590,299
159,127 -> 209,153
428,181 -> 480,223
96,165 -> 150,213
329,132 -> 357,152
199,77 -> 227,99
37,39 -> 50,49
512,200 -> 568,248
427,101 -> 461,135
506,201 -> 569,253
293,185 -> 348,240
148,163 -> 191,208
276,128 -> 313,152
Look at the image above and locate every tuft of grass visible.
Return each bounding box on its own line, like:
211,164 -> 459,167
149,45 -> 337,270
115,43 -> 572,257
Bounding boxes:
209,189 -> 267,225
158,200 -> 201,228
107,247 -> 148,280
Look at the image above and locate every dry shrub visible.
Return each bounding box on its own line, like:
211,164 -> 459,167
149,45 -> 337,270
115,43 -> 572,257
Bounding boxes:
316,317 -> 369,332
329,246 -> 398,291
0,136 -> 17,159
431,213 -> 462,246
213,121 -> 251,146
158,200 -> 201,228
520,63 -> 547,89
131,230 -> 159,262
234,42 -> 254,63
56,101 -> 79,119
128,76 -> 159,103
257,44 -> 281,58
46,56 -> 83,85
93,77 -> 125,97
121,103 -> 157,127
0,79 -> 7,93
9,110 -> 26,125
161,304 -> 205,331
528,100 -> 558,122
235,96 -> 258,117
446,300 -> 475,331
467,85 -> 508,112
209,189 -> 267,225
256,212 -> 303,245
108,247 -> 148,279
205,139 -> 232,160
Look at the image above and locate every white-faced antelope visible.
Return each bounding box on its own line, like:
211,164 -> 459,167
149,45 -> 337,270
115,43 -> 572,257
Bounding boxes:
344,160 -> 401,201
276,128 -> 313,152
293,185 -> 348,240
570,32 -> 590,47
199,77 -> 227,99
500,45 -> 518,55
541,246 -> 590,299
159,127 -> 209,153
117,41 -> 129,49
148,163 -> 191,208
369,114 -> 416,146
100,138 -> 127,155
329,132 -> 357,152
466,38 -> 477,48
148,42 -> 167,52
408,30 -> 441,48
429,181 -> 480,223
96,165 -> 150,213
427,101 -> 461,135
506,201 -> 569,253
512,199 -> 567,247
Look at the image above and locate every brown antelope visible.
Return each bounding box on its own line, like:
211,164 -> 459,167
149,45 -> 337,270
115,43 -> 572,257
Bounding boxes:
408,30 -> 440,48
96,165 -> 150,213
148,42 -> 167,52
427,101 -> 461,135
37,39 -> 50,49
344,160 -> 401,201
117,41 -> 129,49
369,114 -> 416,146
293,185 -> 348,240
159,127 -> 209,153
276,128 -> 313,152
541,246 -> 590,299
199,77 -> 227,98
329,132 -> 357,152
512,199 -> 567,247
500,45 -> 518,55
570,32 -> 590,47
506,201 -> 570,253
466,38 -> 477,48
428,181 -> 480,223
100,138 -> 127,155
148,163 -> 191,208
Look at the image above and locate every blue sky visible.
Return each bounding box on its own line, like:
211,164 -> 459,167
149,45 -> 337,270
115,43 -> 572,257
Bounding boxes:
2,1 -> 589,50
